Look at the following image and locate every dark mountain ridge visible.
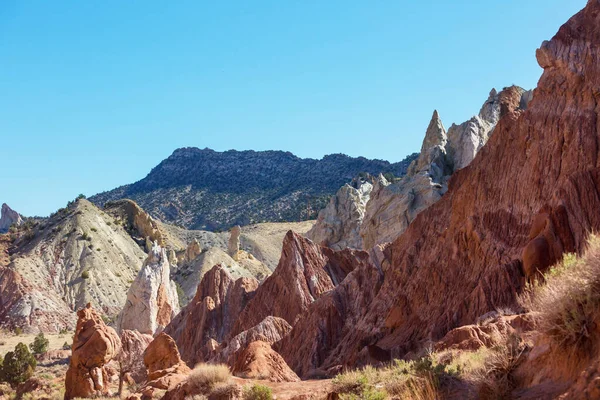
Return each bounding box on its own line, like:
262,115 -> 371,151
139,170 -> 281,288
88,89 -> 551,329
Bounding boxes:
90,147 -> 418,230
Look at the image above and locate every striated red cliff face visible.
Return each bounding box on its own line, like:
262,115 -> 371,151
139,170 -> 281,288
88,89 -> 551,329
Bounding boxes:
230,231 -> 360,336
278,0 -> 600,375
164,264 -> 259,366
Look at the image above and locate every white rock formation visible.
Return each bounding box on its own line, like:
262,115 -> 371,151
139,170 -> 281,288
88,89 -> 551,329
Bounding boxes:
228,225 -> 241,258
0,203 -> 23,233
118,241 -> 180,335
360,87 -> 532,249
305,178 -> 372,250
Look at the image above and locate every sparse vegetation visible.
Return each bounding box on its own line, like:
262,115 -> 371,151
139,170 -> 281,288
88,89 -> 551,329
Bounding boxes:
243,384 -> 273,400
521,235 -> 600,354
175,282 -> 186,307
186,363 -> 231,391
1,342 -> 37,386
29,332 -> 49,356
81,271 -> 90,280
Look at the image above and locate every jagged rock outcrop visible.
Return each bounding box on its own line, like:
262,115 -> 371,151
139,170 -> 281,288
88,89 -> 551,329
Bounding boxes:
0,204 -> 23,233
117,330 -> 153,386
104,199 -> 163,246
213,316 -> 292,366
231,231 -> 358,337
143,332 -> 190,391
228,225 -> 241,258
64,303 -> 122,400
174,246 -> 270,301
119,242 -> 180,335
165,265 -> 259,366
90,149 -> 418,231
306,178 -> 372,250
232,341 -> 300,382
276,0 -> 600,376
360,86 -> 532,249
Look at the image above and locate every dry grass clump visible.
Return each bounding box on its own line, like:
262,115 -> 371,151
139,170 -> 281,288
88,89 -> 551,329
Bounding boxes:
521,235 -> 600,354
473,335 -> 527,399
186,363 -> 231,392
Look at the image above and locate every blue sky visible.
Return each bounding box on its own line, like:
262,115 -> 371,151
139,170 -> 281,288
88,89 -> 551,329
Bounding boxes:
0,0 -> 584,217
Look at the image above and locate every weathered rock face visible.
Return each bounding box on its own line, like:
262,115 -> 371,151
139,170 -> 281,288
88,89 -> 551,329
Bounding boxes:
360,86 -> 532,249
143,332 -> 191,391
64,303 -> 122,400
118,242 -> 180,336
231,231 -> 358,337
213,316 -> 292,366
165,265 -> 259,366
0,199 -> 144,333
104,199 -> 163,246
228,225 -> 241,258
117,330 -> 153,385
278,0 -> 600,375
0,204 -> 23,233
306,178 -> 372,250
185,238 -> 202,263
232,341 -> 300,382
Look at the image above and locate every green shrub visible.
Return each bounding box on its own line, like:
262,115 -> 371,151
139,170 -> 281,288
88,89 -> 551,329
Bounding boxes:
243,384 -> 273,400
14,327 -> 22,336
81,271 -> 90,280
90,227 -> 97,232
29,333 -> 49,355
1,343 -> 36,386
62,342 -> 72,350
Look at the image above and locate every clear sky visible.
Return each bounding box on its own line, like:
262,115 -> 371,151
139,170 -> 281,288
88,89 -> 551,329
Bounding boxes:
0,0 -> 585,217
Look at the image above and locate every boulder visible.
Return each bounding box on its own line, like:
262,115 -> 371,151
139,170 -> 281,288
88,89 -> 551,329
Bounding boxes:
117,330 -> 153,385
185,238 -> 202,262
143,332 -> 191,390
232,341 -> 300,382
118,242 -> 180,335
64,303 -> 122,399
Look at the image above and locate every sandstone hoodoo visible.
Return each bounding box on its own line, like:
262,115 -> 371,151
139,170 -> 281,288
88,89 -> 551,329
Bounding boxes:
64,303 -> 121,400
142,332 -> 191,392
227,225 -> 241,258
0,203 -> 23,233
232,340 -> 300,382
119,241 -> 180,336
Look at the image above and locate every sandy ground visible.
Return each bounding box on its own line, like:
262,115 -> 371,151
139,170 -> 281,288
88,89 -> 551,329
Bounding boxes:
0,332 -> 72,357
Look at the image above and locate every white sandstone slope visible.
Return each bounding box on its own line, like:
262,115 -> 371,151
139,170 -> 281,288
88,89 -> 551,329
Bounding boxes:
306,178 -> 372,250
118,241 -> 180,335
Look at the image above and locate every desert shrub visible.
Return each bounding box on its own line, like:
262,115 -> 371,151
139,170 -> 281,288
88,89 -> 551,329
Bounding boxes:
59,328 -> 69,335
62,342 -> 72,350
474,335 -> 525,399
175,282 -> 186,307
187,363 -> 230,391
521,235 -> 600,353
1,343 -> 37,386
29,332 -> 49,355
14,327 -> 23,336
243,384 -> 273,400
90,227 -> 97,232
81,271 -> 90,280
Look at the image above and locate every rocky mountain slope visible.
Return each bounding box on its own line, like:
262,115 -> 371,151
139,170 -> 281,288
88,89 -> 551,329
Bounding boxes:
155,0 -> 600,386
308,86 -> 533,250
90,149 -> 417,231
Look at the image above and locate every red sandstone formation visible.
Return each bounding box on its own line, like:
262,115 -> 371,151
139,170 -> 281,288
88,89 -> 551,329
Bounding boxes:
64,303 -> 122,400
117,330 -> 153,389
165,264 -> 259,366
143,332 -> 191,391
231,231 -> 359,336
232,341 -> 300,382
275,0 -> 600,377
